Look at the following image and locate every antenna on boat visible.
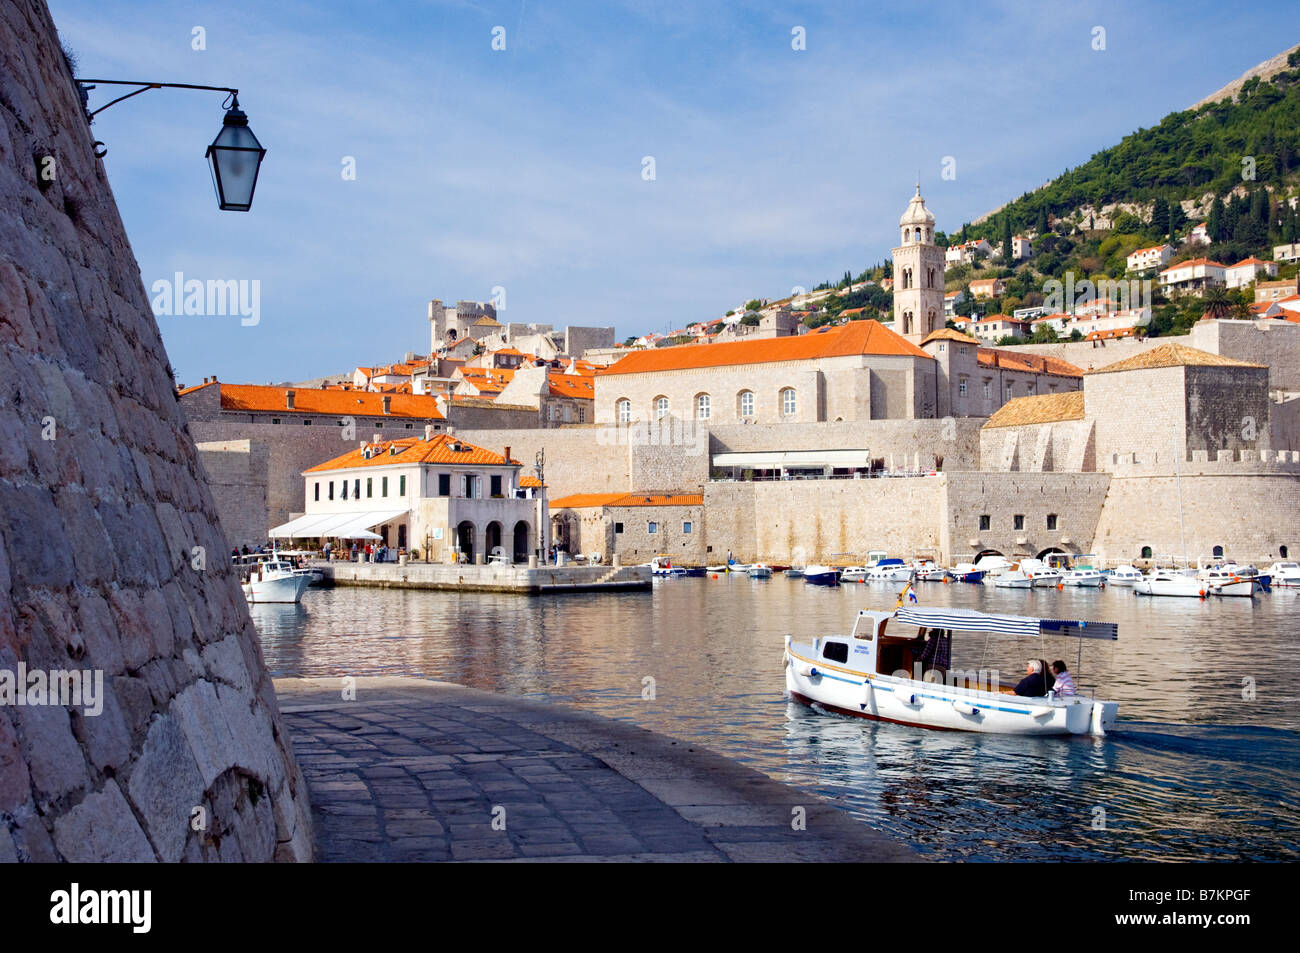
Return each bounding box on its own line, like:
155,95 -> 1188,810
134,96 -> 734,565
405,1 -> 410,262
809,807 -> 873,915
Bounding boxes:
1173,423 -> 1188,568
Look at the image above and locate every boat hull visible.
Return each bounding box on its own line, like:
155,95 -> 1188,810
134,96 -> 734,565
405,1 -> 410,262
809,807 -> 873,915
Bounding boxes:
1208,580 -> 1255,597
784,650 -> 1115,736
803,568 -> 841,586
243,572 -> 309,604
1134,579 -> 1205,597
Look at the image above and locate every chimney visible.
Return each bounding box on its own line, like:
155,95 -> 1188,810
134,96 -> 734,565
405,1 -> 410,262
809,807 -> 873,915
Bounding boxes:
285,389 -> 296,410
373,432 -> 381,443
504,445 -> 511,463
424,424 -> 434,441
382,395 -> 391,414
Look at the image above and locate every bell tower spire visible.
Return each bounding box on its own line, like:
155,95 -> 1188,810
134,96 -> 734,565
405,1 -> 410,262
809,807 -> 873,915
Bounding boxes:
891,185 -> 944,345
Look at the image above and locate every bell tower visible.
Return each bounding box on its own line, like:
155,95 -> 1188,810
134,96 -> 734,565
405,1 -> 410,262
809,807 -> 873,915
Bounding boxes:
891,185 -> 945,345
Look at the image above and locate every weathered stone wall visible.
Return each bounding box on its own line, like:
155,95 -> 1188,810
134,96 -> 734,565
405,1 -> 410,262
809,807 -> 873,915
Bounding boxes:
1092,474 -> 1300,565
1011,334 -> 1187,374
455,426 -> 630,496
0,0 -> 311,861
195,440 -> 269,550
979,420 -> 1097,473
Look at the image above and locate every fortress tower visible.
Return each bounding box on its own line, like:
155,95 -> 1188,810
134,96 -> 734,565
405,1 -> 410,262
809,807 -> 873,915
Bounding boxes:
892,186 -> 945,345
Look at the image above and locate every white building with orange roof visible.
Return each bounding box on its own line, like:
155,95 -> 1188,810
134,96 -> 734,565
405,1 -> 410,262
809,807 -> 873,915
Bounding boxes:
1225,256 -> 1279,289
1158,258 -> 1226,296
1256,278 -> 1298,303
1126,243 -> 1173,274
968,277 -> 1006,299
275,430 -> 545,564
1185,222 -> 1210,246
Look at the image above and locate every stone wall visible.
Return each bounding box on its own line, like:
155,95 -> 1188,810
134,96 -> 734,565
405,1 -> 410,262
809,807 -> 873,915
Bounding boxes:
0,0 -> 311,861
709,417 -> 984,472
196,440 -> 269,550
455,427 -> 630,496
1092,474 -> 1300,564
979,420 -> 1096,473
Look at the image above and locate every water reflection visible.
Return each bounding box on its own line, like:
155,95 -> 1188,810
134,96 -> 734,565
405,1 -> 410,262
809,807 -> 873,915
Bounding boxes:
253,576 -> 1300,860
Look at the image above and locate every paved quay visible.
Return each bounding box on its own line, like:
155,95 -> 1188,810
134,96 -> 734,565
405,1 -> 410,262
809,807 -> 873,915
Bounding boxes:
275,677 -> 913,862
321,561 -> 651,594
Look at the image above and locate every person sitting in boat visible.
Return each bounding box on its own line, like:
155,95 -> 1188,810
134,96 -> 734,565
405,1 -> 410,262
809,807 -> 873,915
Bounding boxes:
1014,659 -> 1054,696
1050,660 -> 1076,697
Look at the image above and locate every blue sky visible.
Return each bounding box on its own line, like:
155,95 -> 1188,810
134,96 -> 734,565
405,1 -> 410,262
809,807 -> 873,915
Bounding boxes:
48,0 -> 1298,386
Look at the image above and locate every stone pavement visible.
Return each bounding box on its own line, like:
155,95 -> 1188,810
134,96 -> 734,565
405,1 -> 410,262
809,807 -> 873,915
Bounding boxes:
275,677 -> 914,862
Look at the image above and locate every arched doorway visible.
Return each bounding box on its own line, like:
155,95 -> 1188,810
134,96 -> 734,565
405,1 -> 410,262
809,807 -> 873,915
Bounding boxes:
974,549 -> 1004,563
1212,545 -> 1224,558
513,521 -> 530,563
486,521 -> 503,562
1140,546 -> 1153,559
1282,545 -> 1289,559
398,524 -> 407,549
456,521 -> 476,564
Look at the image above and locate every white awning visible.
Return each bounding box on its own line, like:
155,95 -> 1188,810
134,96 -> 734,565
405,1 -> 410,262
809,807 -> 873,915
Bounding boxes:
269,509 -> 408,540
712,449 -> 872,469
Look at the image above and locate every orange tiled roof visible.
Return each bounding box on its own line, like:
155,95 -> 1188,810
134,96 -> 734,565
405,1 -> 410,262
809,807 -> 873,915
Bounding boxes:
1229,257 -> 1273,268
213,383 -> 445,419
1160,258 -> 1226,273
983,391 -> 1085,430
547,373 -> 595,399
304,433 -> 518,473
551,492 -> 704,508
920,328 -> 980,346
977,348 -> 1083,377
519,475 -> 545,488
598,320 -> 930,376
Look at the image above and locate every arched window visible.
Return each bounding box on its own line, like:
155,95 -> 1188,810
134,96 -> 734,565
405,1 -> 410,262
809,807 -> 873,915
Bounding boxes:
1281,545 -> 1289,558
738,390 -> 755,418
1140,546 -> 1153,559
696,393 -> 711,420
655,396 -> 669,419
927,311 -> 936,333
1212,545 -> 1224,558
780,388 -> 796,416
616,398 -> 631,423
915,227 -> 922,242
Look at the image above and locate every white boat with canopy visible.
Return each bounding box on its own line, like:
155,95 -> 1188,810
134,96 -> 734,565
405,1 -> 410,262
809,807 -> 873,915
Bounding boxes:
784,604 -> 1119,736
237,555 -> 310,604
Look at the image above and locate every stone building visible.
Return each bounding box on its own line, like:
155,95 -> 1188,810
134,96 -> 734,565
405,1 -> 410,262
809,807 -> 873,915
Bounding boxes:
548,493 -> 706,565
428,298 -> 500,350
0,0 -> 310,862
920,328 -> 1082,418
181,380 -> 448,537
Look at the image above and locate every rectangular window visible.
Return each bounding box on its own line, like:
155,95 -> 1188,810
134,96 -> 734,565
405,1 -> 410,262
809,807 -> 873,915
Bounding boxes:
304,419 -> 312,425
314,482 -> 320,502
1014,514 -> 1025,530
648,521 -> 658,534
683,521 -> 693,534
399,475 -> 406,496
438,473 -> 451,497
958,378 -> 968,397
614,522 -> 624,534
382,477 -> 388,497
272,417 -> 281,425
366,478 -> 373,499
375,421 -> 383,428
1047,514 -> 1058,530
979,514 -> 990,531
354,479 -> 360,499
490,475 -> 502,497
983,380 -> 991,399
329,481 -> 335,501
341,481 -> 348,500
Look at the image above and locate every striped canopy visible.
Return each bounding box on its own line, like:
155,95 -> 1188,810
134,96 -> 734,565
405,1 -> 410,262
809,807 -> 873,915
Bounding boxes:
895,606 -> 1118,641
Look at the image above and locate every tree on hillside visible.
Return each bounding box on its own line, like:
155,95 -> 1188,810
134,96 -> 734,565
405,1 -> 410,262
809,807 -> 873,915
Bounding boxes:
1151,196 -> 1170,236
1202,285 -> 1232,319
1169,201 -> 1187,236
1207,196 -> 1227,242
1001,215 -> 1013,261
1035,207 -> 1049,236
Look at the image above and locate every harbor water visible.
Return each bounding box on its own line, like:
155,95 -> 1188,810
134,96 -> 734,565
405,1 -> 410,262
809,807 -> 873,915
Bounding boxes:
253,575 -> 1300,861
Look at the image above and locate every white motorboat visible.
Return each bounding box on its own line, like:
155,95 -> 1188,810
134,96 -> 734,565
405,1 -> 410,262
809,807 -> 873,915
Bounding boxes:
647,556 -> 687,577
1063,568 -> 1105,587
1266,561 -> 1300,587
867,559 -> 911,582
911,560 -> 948,582
241,557 -> 310,604
839,566 -> 870,582
992,569 -> 1033,589
1220,563 -> 1269,591
785,605 -> 1119,736
1107,565 -> 1143,587
748,563 -> 773,579
785,566 -> 805,578
1018,559 -> 1062,588
971,554 -> 1013,578
1199,566 -> 1255,598
1134,570 -> 1206,598
949,562 -> 987,583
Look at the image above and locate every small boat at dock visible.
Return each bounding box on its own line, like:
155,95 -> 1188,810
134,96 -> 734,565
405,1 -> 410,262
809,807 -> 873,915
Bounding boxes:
803,565 -> 841,586
748,564 -> 773,579
239,556 -> 310,604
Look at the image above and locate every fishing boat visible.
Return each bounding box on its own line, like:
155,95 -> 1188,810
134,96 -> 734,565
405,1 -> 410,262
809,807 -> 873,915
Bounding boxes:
647,556 -> 687,577
1266,561 -> 1300,587
784,605 -> 1119,736
803,565 -> 841,586
239,556 -> 310,604
1220,563 -> 1269,591
1134,569 -> 1206,598
747,563 -> 773,579
1107,565 -> 1143,587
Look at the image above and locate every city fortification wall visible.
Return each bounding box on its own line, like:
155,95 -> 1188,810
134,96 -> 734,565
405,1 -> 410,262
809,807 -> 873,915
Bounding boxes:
0,0 -> 312,861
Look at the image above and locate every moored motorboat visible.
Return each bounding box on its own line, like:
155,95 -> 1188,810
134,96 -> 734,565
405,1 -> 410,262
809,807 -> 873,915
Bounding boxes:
803,565 -> 841,586
240,557 -> 310,604
747,563 -> 773,579
1199,566 -> 1255,597
839,566 -> 869,582
1134,570 -> 1207,598
785,566 -> 805,578
1063,568 -> 1105,587
1107,565 -> 1143,586
949,562 -> 986,583
784,605 -> 1119,736
992,568 -> 1033,589
1266,561 -> 1300,587
867,558 -> 910,582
